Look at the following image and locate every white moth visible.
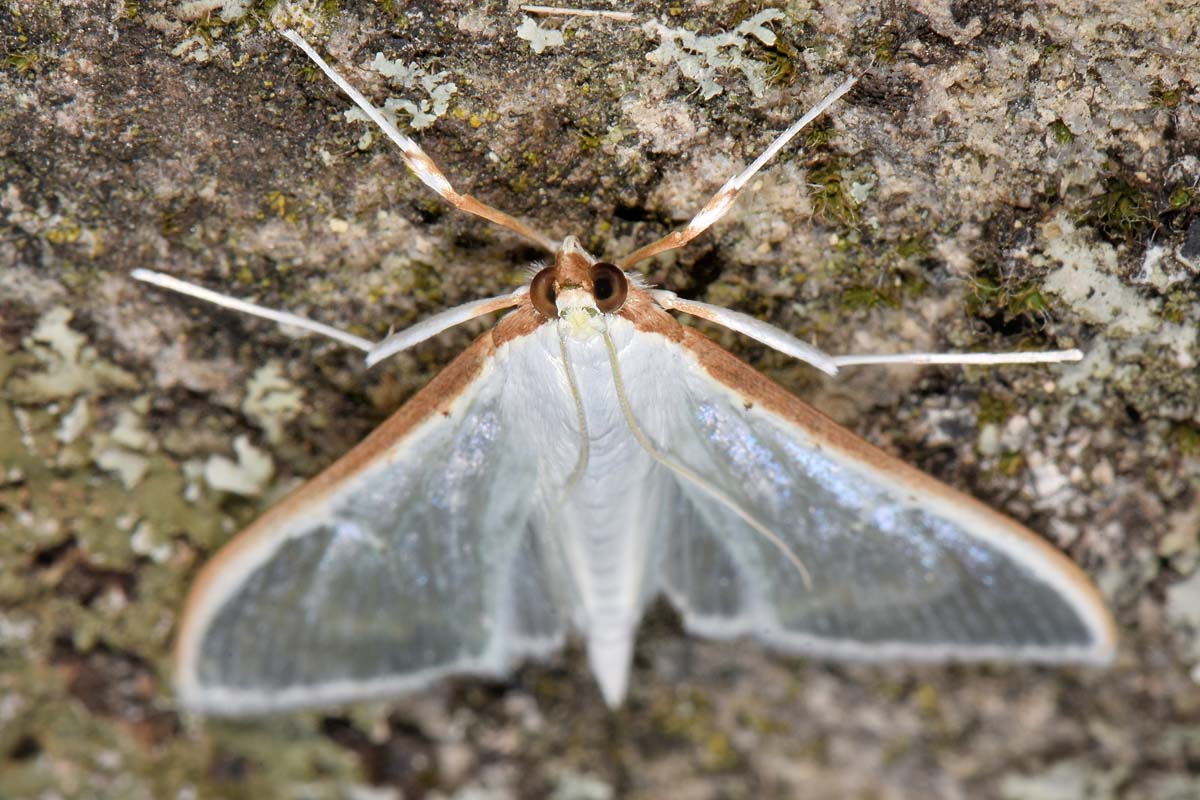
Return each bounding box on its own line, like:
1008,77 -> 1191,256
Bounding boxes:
134,31 -> 1116,715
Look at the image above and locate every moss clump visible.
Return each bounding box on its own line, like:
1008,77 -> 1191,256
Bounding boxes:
45,222 -> 82,245
649,689 -> 743,772
870,29 -> 897,63
840,285 -> 897,311
977,393 -> 1013,426
998,451 -> 1026,476
966,269 -> 1050,323
1050,119 -> 1075,144
807,160 -> 858,226
1151,83 -> 1183,109
1172,423 -> 1200,456
264,190 -> 294,221
804,122 -> 834,150
1168,186 -> 1193,211
1086,174 -> 1154,241
763,48 -> 797,87
1162,291 -> 1195,324
3,49 -> 42,75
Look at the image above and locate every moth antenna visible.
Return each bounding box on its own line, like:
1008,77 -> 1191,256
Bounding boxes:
618,73 -> 859,270
650,290 -> 838,375
280,30 -> 558,253
130,269 -> 374,352
557,324 -> 591,495
600,330 -> 814,590
831,349 -> 1084,368
365,289 -> 528,367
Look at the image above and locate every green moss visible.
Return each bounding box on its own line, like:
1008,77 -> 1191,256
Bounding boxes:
649,689 -> 743,772
703,281 -> 750,309
760,28 -> 801,88
265,190 -> 292,220
841,285 -> 897,311
804,122 -> 833,150
45,222 -> 82,245
1162,291 -> 1193,324
870,30 -> 897,63
763,49 -> 797,86
1169,186 -> 1194,211
1151,83 -> 1182,109
913,683 -> 941,719
1014,285 -> 1047,314
1172,423 -> 1200,456
998,451 -> 1026,476
247,0 -> 283,22
1050,119 -> 1075,144
3,49 -> 42,75
977,393 -> 1013,426
1085,174 -> 1154,241
808,160 -> 858,226
894,234 -> 928,260
967,269 -> 1052,323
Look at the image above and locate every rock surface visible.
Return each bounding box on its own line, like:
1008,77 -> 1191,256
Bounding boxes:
2,1 -> 1199,798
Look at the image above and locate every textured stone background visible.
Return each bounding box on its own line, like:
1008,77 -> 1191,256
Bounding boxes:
2,1 -> 1199,798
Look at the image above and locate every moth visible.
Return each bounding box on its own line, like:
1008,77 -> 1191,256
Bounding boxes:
134,31 -> 1116,715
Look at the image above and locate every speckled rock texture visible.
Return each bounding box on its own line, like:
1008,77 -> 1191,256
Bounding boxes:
2,1 -> 1198,798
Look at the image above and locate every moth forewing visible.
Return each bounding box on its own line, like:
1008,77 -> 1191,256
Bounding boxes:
174,318 -> 580,715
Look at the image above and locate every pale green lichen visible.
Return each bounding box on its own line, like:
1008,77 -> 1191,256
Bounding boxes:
1167,582 -> 1200,678
1039,214 -> 1159,335
55,396 -> 90,445
176,0 -> 252,23
204,434 -> 275,496
1159,501 -> 1200,577
344,52 -> 458,132
517,16 -> 565,55
7,307 -> 137,403
645,9 -> 787,100
1000,758 -> 1125,800
93,446 -> 150,490
129,520 -> 174,563
242,361 -> 304,445
90,398 -> 158,490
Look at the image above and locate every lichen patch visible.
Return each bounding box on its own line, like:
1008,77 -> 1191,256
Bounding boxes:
644,10 -> 788,100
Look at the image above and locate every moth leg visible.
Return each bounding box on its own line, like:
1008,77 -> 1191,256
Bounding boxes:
130,269 -> 374,352
280,31 -> 558,254
521,5 -> 636,21
619,74 -> 860,270
650,290 -> 1081,371
365,289 -> 527,366
830,350 -> 1084,368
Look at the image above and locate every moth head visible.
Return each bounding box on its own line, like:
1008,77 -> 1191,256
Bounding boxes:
529,238 -> 631,339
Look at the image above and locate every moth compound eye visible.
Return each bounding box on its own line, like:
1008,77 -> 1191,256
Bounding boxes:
590,263 -> 628,313
530,267 -> 558,318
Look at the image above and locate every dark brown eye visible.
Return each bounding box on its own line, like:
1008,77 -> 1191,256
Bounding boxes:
591,262 -> 628,313
530,267 -> 558,318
